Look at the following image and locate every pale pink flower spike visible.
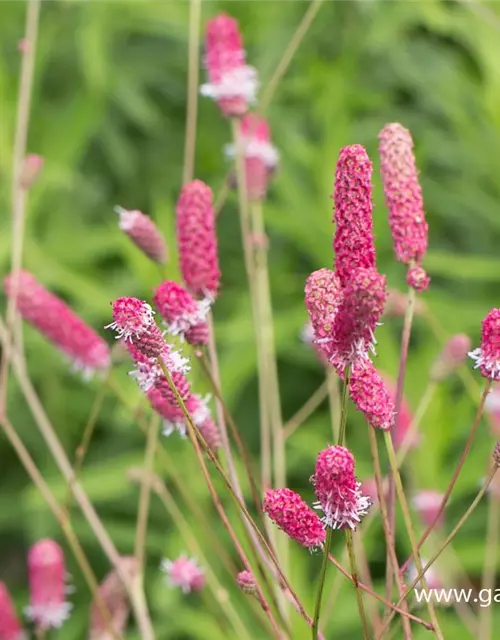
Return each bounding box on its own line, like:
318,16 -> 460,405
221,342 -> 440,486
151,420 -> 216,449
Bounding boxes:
115,206 -> 167,264
161,556 -> 205,594
0,582 -> 25,640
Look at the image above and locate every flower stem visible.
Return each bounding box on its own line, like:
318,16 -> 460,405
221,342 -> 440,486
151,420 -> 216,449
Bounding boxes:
312,529 -> 334,640
326,368 -> 340,442
182,0 -> 201,184
345,530 -> 370,639
479,482 -> 500,640
338,366 -> 351,446
283,381 -> 328,439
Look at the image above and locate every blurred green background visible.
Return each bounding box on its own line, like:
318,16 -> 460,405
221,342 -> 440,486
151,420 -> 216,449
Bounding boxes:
2,0 -> 500,638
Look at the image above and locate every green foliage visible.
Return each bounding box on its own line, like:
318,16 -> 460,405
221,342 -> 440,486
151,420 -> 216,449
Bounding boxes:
2,0 -> 500,637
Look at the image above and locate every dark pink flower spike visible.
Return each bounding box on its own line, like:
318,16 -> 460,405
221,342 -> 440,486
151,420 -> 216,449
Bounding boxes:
406,264 -> 430,292
115,207 -> 167,264
470,308 -> 500,380
378,123 -> 428,265
176,180 -> 221,299
263,488 -> 326,550
312,446 -> 371,530
226,114 -> 279,201
26,540 -> 71,630
0,582 -> 25,640
201,13 -> 258,117
108,297 -> 155,341
345,363 -> 396,431
333,145 -> 376,287
153,281 -> 210,340
4,271 -> 110,376
304,268 -> 343,350
161,556 -> 205,594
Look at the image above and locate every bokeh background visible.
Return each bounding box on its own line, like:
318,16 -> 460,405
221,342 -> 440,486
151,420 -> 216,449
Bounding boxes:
2,0 -> 500,638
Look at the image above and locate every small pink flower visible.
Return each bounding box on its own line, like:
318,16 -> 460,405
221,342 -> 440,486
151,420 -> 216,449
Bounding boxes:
4,271 -> 110,376
149,374 -> 192,436
430,334 -> 471,382
26,539 -> 71,630
469,308 -> 500,380
125,341 -> 190,392
201,13 -> 258,117
304,268 -> 343,347
176,180 -> 221,299
0,582 -> 25,640
342,362 -> 396,431
184,322 -> 210,346
312,446 -> 371,530
263,488 -> 326,549
236,570 -> 257,595
225,114 -> 279,201
115,207 -> 167,264
107,297 -> 155,341
378,123 -> 428,265
412,490 -> 444,529
333,145 -> 376,287
89,557 -> 138,640
20,154 -> 44,190
153,281 -> 210,340
406,264 -> 430,292
197,414 -> 222,452
161,556 -> 205,594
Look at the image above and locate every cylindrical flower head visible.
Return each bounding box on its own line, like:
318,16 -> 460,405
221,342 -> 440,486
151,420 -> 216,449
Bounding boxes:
236,570 -> 257,596
225,114 -> 279,201
469,308 -> 500,380
26,539 -> 71,630
333,145 -> 376,286
185,322 -> 209,346
176,180 -> 221,299
263,488 -> 326,549
149,373 -> 191,436
108,297 -> 155,341
115,207 -> 167,264
412,490 -> 444,529
161,556 -> 205,594
153,281 -> 210,339
4,271 -> 110,376
346,363 -> 396,431
89,556 -> 138,640
430,334 -> 471,382
0,582 -> 25,640
378,123 -> 428,264
406,264 -> 430,292
197,416 -> 222,452
20,154 -> 44,190
200,13 -> 258,117
329,268 -> 387,365
304,268 -> 343,355
312,446 -> 371,530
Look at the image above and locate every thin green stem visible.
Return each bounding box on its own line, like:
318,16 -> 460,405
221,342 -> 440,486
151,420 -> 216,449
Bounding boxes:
312,529 -> 334,640
479,485 -> 500,639
345,530 -> 370,640
383,431 -> 444,639
182,0 -> 201,184
326,368 -> 340,442
337,367 -> 350,446
396,380 -> 436,467
283,380 -> 328,440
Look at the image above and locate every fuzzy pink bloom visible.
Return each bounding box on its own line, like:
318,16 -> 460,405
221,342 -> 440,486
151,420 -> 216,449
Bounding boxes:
108,297 -> 155,341
26,540 -> 71,630
201,13 -> 258,117
333,145 -> 376,287
469,308 -> 500,380
304,268 -> 343,347
185,323 -> 210,346
236,570 -> 257,595
406,264 -> 430,292
347,364 -> 396,431
226,114 -> 279,201
4,271 -> 110,376
430,334 -> 471,382
161,556 -> 205,594
149,375 -> 192,436
382,377 -> 418,449
197,415 -> 222,452
312,446 -> 371,530
412,490 -> 445,529
379,123 -> 428,265
89,557 -> 138,640
263,488 -> 326,549
328,268 -> 387,365
0,582 -> 25,640
153,281 -> 210,341
115,207 -> 167,264
176,180 -> 221,299
20,154 -> 44,190
124,339 -> 190,392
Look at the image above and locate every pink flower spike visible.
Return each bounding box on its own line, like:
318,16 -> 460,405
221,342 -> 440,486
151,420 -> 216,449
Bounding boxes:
225,114 -> 279,201
26,539 -> 71,630
263,488 -> 326,550
161,556 -> 205,594
236,571 -> 257,595
201,13 -> 258,117
153,281 -> 210,339
115,206 -> 167,264
312,446 -> 371,530
430,333 -> 471,382
149,373 -> 191,436
378,123 -> 428,265
406,264 -> 430,292
20,154 -> 44,190
0,582 -> 25,640
333,145 -> 376,287
176,180 -> 221,299
304,268 -> 343,349
347,363 -> 396,431
469,308 -> 500,380
185,322 -> 210,346
3,271 -> 110,377
107,297 -> 155,341
412,490 -> 445,529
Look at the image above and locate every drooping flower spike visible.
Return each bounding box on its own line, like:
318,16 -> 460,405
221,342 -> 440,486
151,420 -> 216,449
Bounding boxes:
312,446 -> 371,530
0,582 -> 25,640
4,271 -> 110,377
469,308 -> 500,380
115,206 -> 167,264
200,13 -> 258,118
153,281 -> 210,345
161,556 -> 205,594
347,364 -> 396,431
176,180 -> 221,299
263,488 -> 326,550
25,539 -> 72,630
